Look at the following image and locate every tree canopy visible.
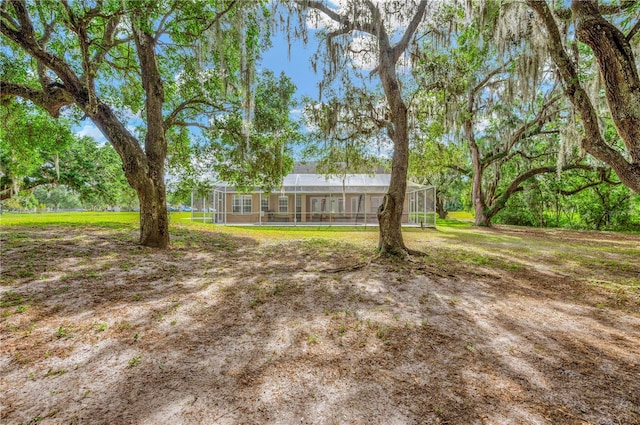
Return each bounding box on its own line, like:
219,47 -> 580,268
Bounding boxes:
1,99 -> 137,209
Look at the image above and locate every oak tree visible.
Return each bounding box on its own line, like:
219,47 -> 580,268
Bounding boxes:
1,0 -> 266,247
289,0 -> 430,256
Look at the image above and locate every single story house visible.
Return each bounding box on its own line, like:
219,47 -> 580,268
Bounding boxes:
191,171 -> 436,227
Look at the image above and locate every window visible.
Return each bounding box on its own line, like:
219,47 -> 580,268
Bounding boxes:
311,196 -> 329,213
351,196 -> 364,213
310,197 -> 325,213
330,197 -> 344,213
261,196 -> 269,212
232,195 -> 252,214
370,196 -> 383,213
279,196 -> 288,213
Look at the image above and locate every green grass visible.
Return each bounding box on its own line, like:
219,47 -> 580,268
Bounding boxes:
1,291 -> 28,307
0,210 -> 466,236
0,211 -> 140,228
0,211 -> 382,245
435,218 -> 473,228
447,211 -> 474,221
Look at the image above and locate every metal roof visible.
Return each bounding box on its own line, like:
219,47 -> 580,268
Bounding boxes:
216,174 -> 431,194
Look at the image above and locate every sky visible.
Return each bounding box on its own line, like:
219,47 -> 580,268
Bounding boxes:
260,29 -> 321,102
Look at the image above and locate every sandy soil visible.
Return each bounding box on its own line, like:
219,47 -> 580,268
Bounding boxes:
1,225 -> 639,424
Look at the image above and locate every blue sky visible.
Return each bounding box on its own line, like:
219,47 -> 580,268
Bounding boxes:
260,29 -> 321,102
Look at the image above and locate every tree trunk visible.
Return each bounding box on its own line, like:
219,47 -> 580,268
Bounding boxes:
137,176 -> 169,248
89,104 -> 169,248
466,109 -> 491,227
377,192 -> 406,256
377,109 -> 409,255
299,0 -> 428,257
572,0 -> 640,165
471,165 -> 491,226
377,94 -> 409,255
436,195 -> 447,219
377,46 -> 410,256
474,209 -> 491,226
131,12 -> 169,248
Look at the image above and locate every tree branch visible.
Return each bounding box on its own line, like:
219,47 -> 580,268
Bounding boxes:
163,98 -> 228,130
572,0 -> 640,164
131,9 -> 167,167
554,1 -> 636,19
61,0 -> 98,112
171,121 -> 210,130
0,6 -> 20,32
1,0 -> 85,100
301,0 -> 377,37
472,63 -> 509,95
194,0 -> 240,40
485,163 -> 596,218
390,0 -> 428,63
557,168 -> 620,195
92,14 -> 122,66
527,0 -> 639,193
444,164 -> 471,176
482,95 -> 561,167
0,81 -> 73,117
626,19 -> 640,42
153,3 -> 177,43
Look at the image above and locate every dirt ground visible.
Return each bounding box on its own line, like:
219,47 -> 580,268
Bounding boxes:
1,224 -> 639,424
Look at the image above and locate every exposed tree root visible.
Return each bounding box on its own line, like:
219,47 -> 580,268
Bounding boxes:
406,248 -> 428,257
411,263 -> 456,279
319,257 -> 375,273
319,248 -> 431,274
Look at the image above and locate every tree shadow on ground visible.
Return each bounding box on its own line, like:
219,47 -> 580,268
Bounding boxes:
1,226 -> 639,424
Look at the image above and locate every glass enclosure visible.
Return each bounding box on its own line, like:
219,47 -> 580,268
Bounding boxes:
191,174 -> 436,227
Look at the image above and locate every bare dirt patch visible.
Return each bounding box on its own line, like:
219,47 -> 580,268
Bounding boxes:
1,225 -> 639,424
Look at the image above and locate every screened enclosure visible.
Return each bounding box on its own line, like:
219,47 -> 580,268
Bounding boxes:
191,173 -> 436,227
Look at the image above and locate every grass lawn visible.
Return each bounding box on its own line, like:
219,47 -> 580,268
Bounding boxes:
1,212 -> 639,424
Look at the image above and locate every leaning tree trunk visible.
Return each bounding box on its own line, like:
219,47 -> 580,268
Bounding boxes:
90,104 -> 170,248
0,0 -> 170,248
573,0 -> 640,167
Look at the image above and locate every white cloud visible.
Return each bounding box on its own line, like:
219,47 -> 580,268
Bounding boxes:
76,124 -> 107,144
